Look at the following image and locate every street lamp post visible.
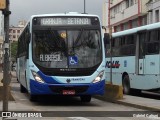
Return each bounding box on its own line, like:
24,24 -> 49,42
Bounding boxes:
2,0 -> 11,113
84,0 -> 86,14
104,0 -> 112,84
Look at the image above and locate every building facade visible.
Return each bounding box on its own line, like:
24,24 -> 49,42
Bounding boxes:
9,20 -> 26,42
146,0 -> 160,24
9,26 -> 22,42
0,11 -> 4,36
108,0 -> 150,32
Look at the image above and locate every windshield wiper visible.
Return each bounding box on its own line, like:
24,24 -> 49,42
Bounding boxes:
68,29 -> 84,56
74,29 -> 84,47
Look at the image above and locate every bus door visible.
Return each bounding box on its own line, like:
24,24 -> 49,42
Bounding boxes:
138,32 -> 146,75
145,30 -> 160,75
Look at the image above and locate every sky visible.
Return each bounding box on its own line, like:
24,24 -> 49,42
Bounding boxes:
10,0 -> 106,26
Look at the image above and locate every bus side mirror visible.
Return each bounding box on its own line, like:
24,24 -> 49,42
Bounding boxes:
104,33 -> 110,45
27,32 -> 31,44
26,32 -> 31,59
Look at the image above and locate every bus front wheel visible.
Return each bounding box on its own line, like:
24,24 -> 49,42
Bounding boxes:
122,75 -> 130,94
80,95 -> 91,102
29,94 -> 37,102
20,84 -> 27,93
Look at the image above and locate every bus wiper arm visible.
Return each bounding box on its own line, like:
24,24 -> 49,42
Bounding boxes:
74,29 -> 84,46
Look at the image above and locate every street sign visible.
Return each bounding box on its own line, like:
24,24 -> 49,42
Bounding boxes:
0,0 -> 6,9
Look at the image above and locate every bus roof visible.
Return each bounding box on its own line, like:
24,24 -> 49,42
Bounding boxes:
112,22 -> 160,38
30,12 -> 100,19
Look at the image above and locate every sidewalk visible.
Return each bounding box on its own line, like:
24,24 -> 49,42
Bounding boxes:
94,87 -> 160,112
116,95 -> 160,111
0,71 -> 16,101
0,72 -> 3,86
0,71 -> 16,82
95,93 -> 160,111
0,71 -> 16,85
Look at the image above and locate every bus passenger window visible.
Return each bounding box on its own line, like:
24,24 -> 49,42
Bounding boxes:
146,30 -> 159,54
147,42 -> 159,54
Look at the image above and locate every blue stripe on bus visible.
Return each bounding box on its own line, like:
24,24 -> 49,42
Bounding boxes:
30,79 -> 105,95
37,71 -> 61,84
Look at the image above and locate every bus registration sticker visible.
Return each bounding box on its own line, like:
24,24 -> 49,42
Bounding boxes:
63,90 -> 75,95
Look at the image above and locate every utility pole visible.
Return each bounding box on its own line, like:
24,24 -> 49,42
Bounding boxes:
2,0 -> 11,113
84,0 -> 86,13
109,26 -> 112,84
108,0 -> 112,84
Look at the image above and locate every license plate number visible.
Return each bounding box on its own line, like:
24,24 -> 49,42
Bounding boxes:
63,90 -> 75,95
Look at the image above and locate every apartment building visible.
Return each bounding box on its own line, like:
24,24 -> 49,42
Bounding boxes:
146,0 -> 160,24
9,26 -> 22,42
9,20 -> 26,42
0,11 -> 4,36
108,0 -> 150,32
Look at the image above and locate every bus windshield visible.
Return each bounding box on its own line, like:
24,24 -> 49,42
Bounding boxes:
32,29 -> 102,69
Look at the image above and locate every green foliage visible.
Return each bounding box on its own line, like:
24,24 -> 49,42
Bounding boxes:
11,41 -> 18,61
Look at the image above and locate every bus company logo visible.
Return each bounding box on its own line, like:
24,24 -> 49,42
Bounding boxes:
66,78 -> 85,83
2,112 -> 42,118
66,79 -> 71,83
106,61 -> 120,68
2,112 -> 11,118
71,78 -> 85,81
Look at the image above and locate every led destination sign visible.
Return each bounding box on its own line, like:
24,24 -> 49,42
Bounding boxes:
41,17 -> 91,26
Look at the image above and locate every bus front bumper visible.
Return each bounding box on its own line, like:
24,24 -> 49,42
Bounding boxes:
30,79 -> 105,96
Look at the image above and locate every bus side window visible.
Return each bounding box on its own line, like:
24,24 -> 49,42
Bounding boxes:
112,37 -> 120,57
120,35 -> 136,56
146,30 -> 159,54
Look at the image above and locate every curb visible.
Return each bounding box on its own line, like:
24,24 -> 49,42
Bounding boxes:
116,100 -> 160,111
94,95 -> 160,112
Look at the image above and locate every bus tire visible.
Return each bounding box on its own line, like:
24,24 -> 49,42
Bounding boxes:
131,89 -> 141,95
29,94 -> 37,102
20,84 -> 27,93
122,75 -> 130,94
80,95 -> 91,102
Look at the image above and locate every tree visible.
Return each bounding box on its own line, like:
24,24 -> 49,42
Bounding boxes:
11,41 -> 18,62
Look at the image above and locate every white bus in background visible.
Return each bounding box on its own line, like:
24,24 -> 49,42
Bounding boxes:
105,22 -> 160,94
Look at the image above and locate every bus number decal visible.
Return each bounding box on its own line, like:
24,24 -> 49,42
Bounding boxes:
124,60 -> 127,67
106,61 -> 120,68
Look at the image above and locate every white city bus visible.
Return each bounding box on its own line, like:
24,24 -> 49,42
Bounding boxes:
16,13 -> 106,102
105,22 -> 160,94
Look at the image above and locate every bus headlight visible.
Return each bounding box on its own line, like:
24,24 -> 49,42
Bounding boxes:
31,70 -> 45,83
92,71 -> 104,83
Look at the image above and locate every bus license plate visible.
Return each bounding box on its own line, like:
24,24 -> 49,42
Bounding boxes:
63,90 -> 75,95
